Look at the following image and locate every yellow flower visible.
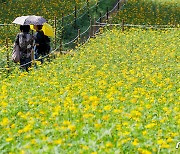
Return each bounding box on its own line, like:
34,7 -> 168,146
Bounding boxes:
138,148 -> 152,154
145,123 -> 156,129
1,102 -> 8,108
82,145 -> 89,150
122,122 -> 129,126
131,98 -> 137,103
83,113 -> 94,119
10,124 -> 15,129
102,115 -> 110,121
23,124 -> 33,133
94,123 -> 102,129
167,137 -> 173,143
63,120 -> 71,126
113,109 -> 122,114
68,124 -> 76,132
54,139 -> 62,145
31,139 -> 37,145
106,142 -> 113,148
143,131 -> 147,136
161,143 -> 170,148
1,118 -> 9,126
6,137 -> 13,142
104,105 -> 112,111
116,124 -> 121,130
157,139 -> 164,145
132,139 -> 139,146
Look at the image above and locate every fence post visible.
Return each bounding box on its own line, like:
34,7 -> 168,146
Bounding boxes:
77,29 -> 80,46
31,49 -> 35,67
89,19 -> 92,38
118,0 -> 120,10
122,19 -> 125,32
96,1 -> 98,13
62,13 -> 64,27
87,0 -> 90,18
6,38 -> 9,74
54,16 -> 57,49
60,37 -> 63,54
98,12 -> 102,34
100,12 -> 102,24
93,17 -> 96,37
61,13 -> 64,43
74,5 -> 77,29
106,7 -> 109,22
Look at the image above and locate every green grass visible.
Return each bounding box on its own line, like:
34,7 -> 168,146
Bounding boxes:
0,27 -> 179,153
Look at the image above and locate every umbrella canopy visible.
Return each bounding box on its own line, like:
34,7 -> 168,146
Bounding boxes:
30,23 -> 54,37
12,15 -> 46,25
12,16 -> 30,25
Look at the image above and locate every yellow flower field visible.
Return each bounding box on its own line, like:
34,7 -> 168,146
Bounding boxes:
113,0 -> 180,25
0,27 -> 179,153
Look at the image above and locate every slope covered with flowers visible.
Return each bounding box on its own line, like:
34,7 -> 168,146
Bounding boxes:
0,27 -> 179,153
113,0 -> 180,25
0,0 -> 97,23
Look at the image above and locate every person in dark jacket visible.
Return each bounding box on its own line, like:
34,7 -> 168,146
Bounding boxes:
33,25 -> 50,63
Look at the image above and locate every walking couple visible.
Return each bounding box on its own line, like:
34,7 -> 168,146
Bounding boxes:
13,24 -> 50,71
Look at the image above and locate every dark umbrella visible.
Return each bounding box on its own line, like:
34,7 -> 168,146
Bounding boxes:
12,15 -> 46,25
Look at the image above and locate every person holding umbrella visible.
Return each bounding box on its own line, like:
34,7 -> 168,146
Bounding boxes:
33,25 -> 51,63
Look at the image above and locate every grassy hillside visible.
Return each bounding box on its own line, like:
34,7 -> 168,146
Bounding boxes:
0,28 -> 179,153
113,0 -> 180,25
